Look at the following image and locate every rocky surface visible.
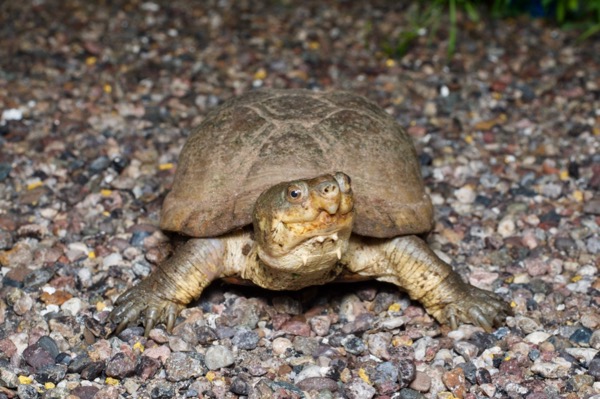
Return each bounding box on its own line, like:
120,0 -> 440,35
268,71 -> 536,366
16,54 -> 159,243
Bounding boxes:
0,0 -> 599,398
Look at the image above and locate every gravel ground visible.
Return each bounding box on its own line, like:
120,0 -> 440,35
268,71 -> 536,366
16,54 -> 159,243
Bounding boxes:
1,1 -> 599,398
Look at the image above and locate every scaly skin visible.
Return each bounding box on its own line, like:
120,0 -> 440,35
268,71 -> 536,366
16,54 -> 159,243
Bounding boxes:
343,235 -> 509,331
110,173 -> 510,336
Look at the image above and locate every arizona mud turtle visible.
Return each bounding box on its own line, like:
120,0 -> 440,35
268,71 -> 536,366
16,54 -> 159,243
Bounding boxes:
110,89 -> 510,336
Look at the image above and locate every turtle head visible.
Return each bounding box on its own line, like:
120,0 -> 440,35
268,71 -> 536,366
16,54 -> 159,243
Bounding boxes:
253,172 -> 354,272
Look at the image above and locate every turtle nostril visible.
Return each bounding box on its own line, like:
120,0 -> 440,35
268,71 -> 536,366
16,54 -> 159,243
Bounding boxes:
321,183 -> 338,197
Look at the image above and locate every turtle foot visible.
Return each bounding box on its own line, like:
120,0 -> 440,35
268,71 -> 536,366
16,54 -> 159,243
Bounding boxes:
109,283 -> 184,337
442,286 -> 511,333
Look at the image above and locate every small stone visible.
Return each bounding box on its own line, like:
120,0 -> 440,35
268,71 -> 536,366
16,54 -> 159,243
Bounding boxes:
341,336 -> 366,355
0,366 -> 19,388
497,217 -> 515,238
232,329 -> 259,350
583,199 -> 600,215
70,386 -> 100,399
143,345 -> 171,363
367,332 -> 392,360
453,341 -> 479,361
13,293 -> 33,315
22,340 -> 55,370
372,361 -> 399,392
68,353 -> 92,373
454,186 -> 476,204
35,364 -> 67,384
136,356 -> 161,380
17,385 -> 39,399
89,156 -> 111,174
570,327 -> 593,345
525,331 -> 550,344
409,370 -> 431,392
344,379 -> 376,399
397,388 -> 427,399
293,336 -> 319,356
309,315 -> 331,336
102,253 -> 123,268
442,368 -> 466,398
296,376 -> 338,392
564,348 -> 598,365
195,326 -> 218,345
588,357 -> 600,379
164,352 -> 205,381
150,382 -> 175,399
81,361 -> 105,380
380,316 -> 409,330
397,358 -> 416,388
106,352 -> 137,378
590,330 -> 600,349
204,345 -> 235,370
280,319 -> 311,336
342,313 -> 375,334
530,357 -> 571,378
230,376 -> 251,395
272,337 -> 293,355
60,297 -> 84,316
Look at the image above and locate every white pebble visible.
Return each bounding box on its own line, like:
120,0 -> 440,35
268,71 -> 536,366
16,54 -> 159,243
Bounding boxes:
102,253 -> 123,268
524,331 -> 551,344
61,297 -> 84,316
497,217 -> 516,238
272,337 -> 293,355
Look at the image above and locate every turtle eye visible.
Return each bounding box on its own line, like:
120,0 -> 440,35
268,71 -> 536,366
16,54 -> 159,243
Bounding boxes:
286,185 -> 304,203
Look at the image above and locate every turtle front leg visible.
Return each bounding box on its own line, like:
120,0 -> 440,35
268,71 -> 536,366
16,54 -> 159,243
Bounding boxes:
110,238 -> 225,337
345,235 -> 510,332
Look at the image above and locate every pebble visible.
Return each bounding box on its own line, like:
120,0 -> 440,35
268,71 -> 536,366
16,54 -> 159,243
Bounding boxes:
60,297 -> 84,316
442,367 -> 467,398
204,345 -> 235,370
296,376 -> 338,392
280,319 -> 311,336
523,331 -> 551,345
367,332 -> 392,360
23,339 -> 56,370
341,335 -> 366,355
453,341 -> 479,361
409,370 -> 431,392
137,356 -> 161,380
590,330 -> 600,349
344,379 -> 376,399
230,376 -> 251,395
36,363 -> 67,384
232,329 -> 260,350
143,345 -> 171,363
105,352 -> 137,378
293,336 -> 319,356
497,217 -> 516,237
0,366 -> 18,388
102,253 -> 123,268
13,293 -> 33,315
530,357 -> 571,378
309,315 -> 331,336
70,386 -> 100,399
81,361 -> 105,380
397,388 -> 427,399
164,352 -> 205,381
272,337 -> 293,355
570,327 -> 593,345
589,356 -> 600,379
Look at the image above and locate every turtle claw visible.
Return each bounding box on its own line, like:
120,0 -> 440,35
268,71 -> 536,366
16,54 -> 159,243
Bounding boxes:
109,283 -> 184,337
442,286 -> 511,333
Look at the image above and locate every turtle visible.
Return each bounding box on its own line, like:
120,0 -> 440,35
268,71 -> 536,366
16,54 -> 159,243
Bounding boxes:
110,89 -> 510,337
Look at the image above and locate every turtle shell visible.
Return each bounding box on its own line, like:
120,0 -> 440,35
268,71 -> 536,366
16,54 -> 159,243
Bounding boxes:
160,89 -> 434,238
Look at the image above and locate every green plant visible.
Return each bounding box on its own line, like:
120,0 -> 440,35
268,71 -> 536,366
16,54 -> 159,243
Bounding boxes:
382,0 -> 600,60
